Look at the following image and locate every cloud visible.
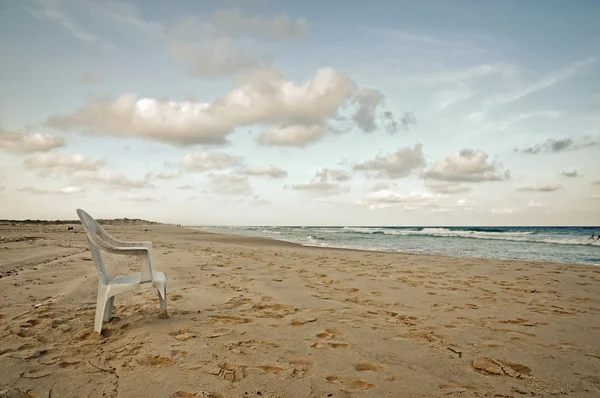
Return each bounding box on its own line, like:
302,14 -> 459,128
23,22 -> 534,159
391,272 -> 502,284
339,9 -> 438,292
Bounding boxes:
486,110 -> 563,131
351,88 -> 384,133
167,8 -> 309,77
240,165 -> 288,178
592,179 -> 600,186
148,170 -> 182,180
92,1 -> 162,36
491,207 -> 518,214
516,184 -> 563,192
369,182 -> 392,192
515,136 -> 598,154
290,182 -> 350,195
483,56 -> 598,108
182,152 -> 244,172
167,8 -> 307,77
0,130 -> 65,153
353,144 -> 425,179
317,168 -> 351,182
358,189 -> 443,210
421,149 -> 510,182
349,87 -> 416,135
425,181 -> 473,194
372,27 -> 463,48
257,124 -> 327,147
25,0 -> 115,50
525,200 -> 546,208
291,168 -> 351,195
172,9 -> 309,41
213,195 -> 270,205
170,39 -> 269,78
177,184 -> 196,190
45,94 -> 232,146
45,68 -> 405,147
398,112 -> 418,131
455,198 -> 476,210
515,138 -> 572,154
24,153 -> 105,176
209,173 -> 253,196
559,170 -> 580,178
406,63 -> 517,86
17,185 -> 86,195
93,172 -> 154,190
121,194 -> 163,202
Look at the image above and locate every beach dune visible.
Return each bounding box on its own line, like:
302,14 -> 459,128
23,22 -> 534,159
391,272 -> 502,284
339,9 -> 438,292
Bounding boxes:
1,223 -> 599,397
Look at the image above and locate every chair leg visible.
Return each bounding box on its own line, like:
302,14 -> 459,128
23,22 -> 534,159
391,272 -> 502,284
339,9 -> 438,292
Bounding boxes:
157,283 -> 167,311
103,296 -> 114,323
94,287 -> 108,334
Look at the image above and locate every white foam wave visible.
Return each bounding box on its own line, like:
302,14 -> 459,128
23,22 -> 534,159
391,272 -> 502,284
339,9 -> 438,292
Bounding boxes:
261,229 -> 282,235
338,226 -> 599,247
304,235 -> 329,247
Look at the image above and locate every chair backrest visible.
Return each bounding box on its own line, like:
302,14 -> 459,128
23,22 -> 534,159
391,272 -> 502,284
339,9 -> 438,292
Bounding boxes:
77,209 -> 111,284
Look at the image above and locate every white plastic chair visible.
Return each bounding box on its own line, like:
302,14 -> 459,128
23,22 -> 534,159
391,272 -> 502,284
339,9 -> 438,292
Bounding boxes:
76,209 -> 167,333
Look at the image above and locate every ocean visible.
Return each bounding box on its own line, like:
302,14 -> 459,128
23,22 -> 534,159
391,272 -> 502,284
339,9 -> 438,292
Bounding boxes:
190,226 -> 600,266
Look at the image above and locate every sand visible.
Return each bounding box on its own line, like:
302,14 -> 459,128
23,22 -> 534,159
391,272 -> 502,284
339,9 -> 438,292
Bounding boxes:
1,223 -> 599,398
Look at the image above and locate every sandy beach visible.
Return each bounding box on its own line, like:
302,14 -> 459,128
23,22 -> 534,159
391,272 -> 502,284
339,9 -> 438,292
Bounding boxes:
1,223 -> 599,398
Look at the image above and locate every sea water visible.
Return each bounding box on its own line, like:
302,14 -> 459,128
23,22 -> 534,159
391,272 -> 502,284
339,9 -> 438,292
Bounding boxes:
190,226 -> 600,266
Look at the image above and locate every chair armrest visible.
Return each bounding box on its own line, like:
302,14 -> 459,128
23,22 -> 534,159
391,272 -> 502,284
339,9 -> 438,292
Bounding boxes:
96,228 -> 153,249
109,237 -> 153,249
100,244 -> 149,256
87,231 -> 155,282
89,234 -> 149,256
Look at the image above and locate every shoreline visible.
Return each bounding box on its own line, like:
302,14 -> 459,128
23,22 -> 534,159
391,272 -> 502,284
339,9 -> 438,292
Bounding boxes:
185,227 -> 598,268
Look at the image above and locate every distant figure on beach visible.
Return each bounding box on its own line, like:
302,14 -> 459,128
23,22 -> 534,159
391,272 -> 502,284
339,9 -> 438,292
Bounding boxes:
589,233 -> 596,241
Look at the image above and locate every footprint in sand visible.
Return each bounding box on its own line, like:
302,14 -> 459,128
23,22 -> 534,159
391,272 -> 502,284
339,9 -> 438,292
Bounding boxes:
225,340 -> 279,355
355,361 -> 402,381
354,363 -> 382,372
290,357 -> 314,366
289,357 -> 314,378
169,328 -> 198,341
310,342 -> 349,349
290,317 -> 317,326
206,328 -> 234,338
499,318 -> 545,327
247,303 -> 298,318
136,354 -> 174,367
325,375 -> 375,390
210,362 -> 285,382
208,315 -> 253,325
171,391 -> 223,398
215,296 -> 252,310
316,327 -> 344,339
170,350 -> 189,359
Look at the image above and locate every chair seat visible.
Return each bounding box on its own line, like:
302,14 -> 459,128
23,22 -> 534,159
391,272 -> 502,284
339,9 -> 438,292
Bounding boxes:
109,271 -> 166,286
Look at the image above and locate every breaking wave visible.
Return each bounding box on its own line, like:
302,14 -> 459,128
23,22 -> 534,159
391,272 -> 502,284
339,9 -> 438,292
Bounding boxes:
340,227 -> 598,247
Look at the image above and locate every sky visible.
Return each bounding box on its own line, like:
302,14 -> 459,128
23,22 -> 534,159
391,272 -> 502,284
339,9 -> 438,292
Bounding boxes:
0,0 -> 599,226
